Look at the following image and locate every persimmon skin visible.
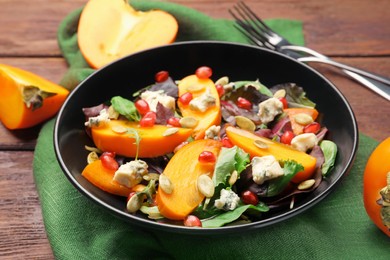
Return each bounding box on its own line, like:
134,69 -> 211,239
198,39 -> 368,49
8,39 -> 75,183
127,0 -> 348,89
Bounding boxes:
363,137 -> 390,237
225,126 -> 317,184
0,64 -> 69,130
91,120 -> 193,158
78,0 -> 178,69
156,139 -> 222,220
177,74 -> 221,140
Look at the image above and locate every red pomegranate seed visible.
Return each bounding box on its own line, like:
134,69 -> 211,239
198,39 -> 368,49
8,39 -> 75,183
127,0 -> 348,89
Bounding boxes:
135,99 -> 150,116
179,92 -> 193,106
237,97 -> 252,110
303,122 -> 321,134
155,70 -> 169,83
167,117 -> 181,127
100,153 -> 119,170
195,66 -> 213,79
140,111 -> 156,127
241,190 -> 259,205
101,151 -> 116,158
279,97 -> 288,109
215,84 -> 225,97
280,130 -> 295,145
198,151 -> 216,163
221,137 -> 234,148
184,215 -> 202,227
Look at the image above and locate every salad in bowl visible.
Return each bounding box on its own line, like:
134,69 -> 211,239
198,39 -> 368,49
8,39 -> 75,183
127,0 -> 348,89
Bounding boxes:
80,65 -> 337,228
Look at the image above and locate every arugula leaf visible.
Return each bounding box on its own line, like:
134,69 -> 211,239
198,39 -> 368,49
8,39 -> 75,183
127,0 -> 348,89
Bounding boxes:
201,203 -> 269,228
266,160 -> 303,197
320,140 -> 338,176
270,83 -> 316,108
234,80 -> 273,97
126,128 -> 141,160
213,146 -> 250,188
111,96 -> 141,121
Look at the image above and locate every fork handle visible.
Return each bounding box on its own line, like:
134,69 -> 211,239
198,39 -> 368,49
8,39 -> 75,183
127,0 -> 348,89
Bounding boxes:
298,56 -> 390,87
280,45 -> 390,87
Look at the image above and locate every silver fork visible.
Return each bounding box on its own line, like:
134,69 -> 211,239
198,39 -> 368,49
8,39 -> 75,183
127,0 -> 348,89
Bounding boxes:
230,1 -> 390,101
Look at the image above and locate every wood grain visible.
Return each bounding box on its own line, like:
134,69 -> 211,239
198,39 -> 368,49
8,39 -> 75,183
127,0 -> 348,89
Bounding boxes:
0,0 -> 389,258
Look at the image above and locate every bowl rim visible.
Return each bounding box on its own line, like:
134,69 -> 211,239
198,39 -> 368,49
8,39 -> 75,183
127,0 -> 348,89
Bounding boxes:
54,40 -> 359,235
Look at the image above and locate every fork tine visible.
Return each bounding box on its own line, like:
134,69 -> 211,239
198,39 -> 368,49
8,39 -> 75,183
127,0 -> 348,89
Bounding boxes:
229,2 -> 278,50
236,1 -> 275,36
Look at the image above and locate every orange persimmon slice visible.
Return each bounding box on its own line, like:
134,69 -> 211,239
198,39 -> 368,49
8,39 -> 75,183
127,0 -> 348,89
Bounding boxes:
0,64 -> 69,129
78,0 -> 178,69
91,120 -> 193,158
177,74 -> 222,140
82,159 -> 133,197
156,139 -> 222,220
225,126 -> 317,183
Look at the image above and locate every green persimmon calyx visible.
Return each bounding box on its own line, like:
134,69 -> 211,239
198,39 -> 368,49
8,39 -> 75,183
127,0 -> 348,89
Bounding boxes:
379,172 -> 390,230
22,85 -> 56,111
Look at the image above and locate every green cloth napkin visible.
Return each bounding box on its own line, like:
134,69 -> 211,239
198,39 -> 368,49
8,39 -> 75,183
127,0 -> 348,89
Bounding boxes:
33,1 -> 389,259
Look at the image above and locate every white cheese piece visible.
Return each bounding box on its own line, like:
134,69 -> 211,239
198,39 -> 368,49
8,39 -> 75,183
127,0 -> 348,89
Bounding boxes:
113,160 -> 148,188
189,88 -> 216,112
251,155 -> 284,185
140,90 -> 175,112
257,97 -> 283,124
85,108 -> 110,127
204,125 -> 221,140
214,189 -> 240,211
291,133 -> 318,152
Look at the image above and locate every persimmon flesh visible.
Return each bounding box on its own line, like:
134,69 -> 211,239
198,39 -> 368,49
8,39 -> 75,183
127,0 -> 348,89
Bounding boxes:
78,0 -> 179,69
91,120 -> 193,158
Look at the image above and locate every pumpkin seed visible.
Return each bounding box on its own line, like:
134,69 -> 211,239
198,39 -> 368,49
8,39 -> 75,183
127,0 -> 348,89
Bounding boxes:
197,174 -> 215,198
85,145 -> 102,153
294,113 -> 313,125
143,173 -> 160,181
87,151 -> 99,164
273,89 -> 286,99
187,84 -> 204,92
215,76 -> 229,86
235,116 -> 256,132
253,139 -> 268,149
297,179 -> 316,190
126,194 -> 143,213
111,125 -> 127,134
108,105 -> 119,119
179,116 -> 199,128
162,127 -> 179,137
159,174 -> 174,194
228,170 -> 238,186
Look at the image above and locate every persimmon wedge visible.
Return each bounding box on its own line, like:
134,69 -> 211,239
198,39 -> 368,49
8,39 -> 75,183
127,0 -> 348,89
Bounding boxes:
91,120 -> 193,158
0,64 -> 69,129
82,159 -> 132,197
178,74 -> 221,139
225,126 -> 317,183
78,0 -> 178,69
156,139 -> 222,220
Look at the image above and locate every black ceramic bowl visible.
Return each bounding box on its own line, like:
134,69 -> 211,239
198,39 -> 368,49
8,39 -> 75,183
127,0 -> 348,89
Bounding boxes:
54,41 -> 358,234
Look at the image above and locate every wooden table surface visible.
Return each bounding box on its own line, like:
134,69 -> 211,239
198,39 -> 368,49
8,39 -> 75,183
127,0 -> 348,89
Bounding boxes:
0,0 -> 389,258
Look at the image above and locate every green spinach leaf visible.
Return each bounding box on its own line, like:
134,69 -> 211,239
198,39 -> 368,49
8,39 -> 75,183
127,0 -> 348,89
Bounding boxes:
320,140 -> 338,176
111,96 -> 141,121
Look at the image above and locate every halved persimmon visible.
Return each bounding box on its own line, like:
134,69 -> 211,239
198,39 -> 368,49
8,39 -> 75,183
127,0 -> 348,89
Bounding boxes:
78,0 -> 178,69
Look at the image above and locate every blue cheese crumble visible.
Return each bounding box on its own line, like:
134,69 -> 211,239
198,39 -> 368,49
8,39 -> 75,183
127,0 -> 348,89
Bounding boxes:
113,160 -> 148,188
214,189 -> 240,211
251,155 -> 284,185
